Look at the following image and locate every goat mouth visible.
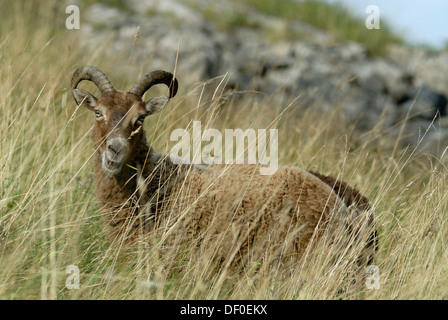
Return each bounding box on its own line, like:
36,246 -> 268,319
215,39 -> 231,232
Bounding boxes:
102,154 -> 123,175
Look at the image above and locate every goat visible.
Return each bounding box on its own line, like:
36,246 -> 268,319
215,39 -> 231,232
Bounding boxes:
72,65 -> 376,273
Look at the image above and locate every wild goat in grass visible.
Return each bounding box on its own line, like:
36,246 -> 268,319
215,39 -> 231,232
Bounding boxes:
72,65 -> 377,274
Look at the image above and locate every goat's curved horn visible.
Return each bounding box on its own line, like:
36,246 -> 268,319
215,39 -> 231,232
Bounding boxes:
129,70 -> 178,98
71,65 -> 115,94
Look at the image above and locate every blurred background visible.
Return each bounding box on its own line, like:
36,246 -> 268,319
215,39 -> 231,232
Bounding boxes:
327,0 -> 448,49
61,0 -> 448,157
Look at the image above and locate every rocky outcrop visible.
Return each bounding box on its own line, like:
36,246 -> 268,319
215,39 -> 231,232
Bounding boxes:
75,0 -> 448,157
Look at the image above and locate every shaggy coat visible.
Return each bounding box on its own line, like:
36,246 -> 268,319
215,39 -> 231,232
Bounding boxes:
94,140 -> 375,269
72,65 -> 376,272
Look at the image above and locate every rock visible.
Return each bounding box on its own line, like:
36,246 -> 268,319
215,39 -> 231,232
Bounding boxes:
391,118 -> 448,157
389,45 -> 448,98
77,0 -> 448,158
125,0 -> 204,25
397,86 -> 448,121
353,59 -> 411,97
331,41 -> 368,61
85,4 -> 130,29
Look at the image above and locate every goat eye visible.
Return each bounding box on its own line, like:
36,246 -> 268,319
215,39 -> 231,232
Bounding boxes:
136,115 -> 146,126
94,110 -> 103,119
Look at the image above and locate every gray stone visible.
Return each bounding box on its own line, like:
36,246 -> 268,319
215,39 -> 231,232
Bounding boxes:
397,86 -> 448,121
77,0 -> 448,158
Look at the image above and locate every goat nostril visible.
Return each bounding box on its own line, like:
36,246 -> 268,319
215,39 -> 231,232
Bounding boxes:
106,139 -> 129,160
108,144 -> 118,154
107,143 -> 122,158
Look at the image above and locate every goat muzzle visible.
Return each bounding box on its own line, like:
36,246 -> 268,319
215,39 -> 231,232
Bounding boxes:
102,137 -> 129,175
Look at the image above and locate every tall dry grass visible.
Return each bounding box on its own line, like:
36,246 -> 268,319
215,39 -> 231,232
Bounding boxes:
0,0 -> 446,299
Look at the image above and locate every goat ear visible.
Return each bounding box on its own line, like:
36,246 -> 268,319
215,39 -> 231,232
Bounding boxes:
73,89 -> 97,110
145,96 -> 169,115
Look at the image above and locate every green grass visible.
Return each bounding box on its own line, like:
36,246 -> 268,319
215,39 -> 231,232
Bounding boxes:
0,0 -> 446,300
79,0 -> 403,55
80,0 -> 130,12
184,0 -> 403,55
234,0 -> 403,55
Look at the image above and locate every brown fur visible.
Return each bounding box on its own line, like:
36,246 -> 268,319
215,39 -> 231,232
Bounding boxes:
95,149 -> 351,270
92,138 -> 375,271
308,171 -> 371,211
308,171 -> 377,265
73,70 -> 376,274
90,91 -> 147,156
